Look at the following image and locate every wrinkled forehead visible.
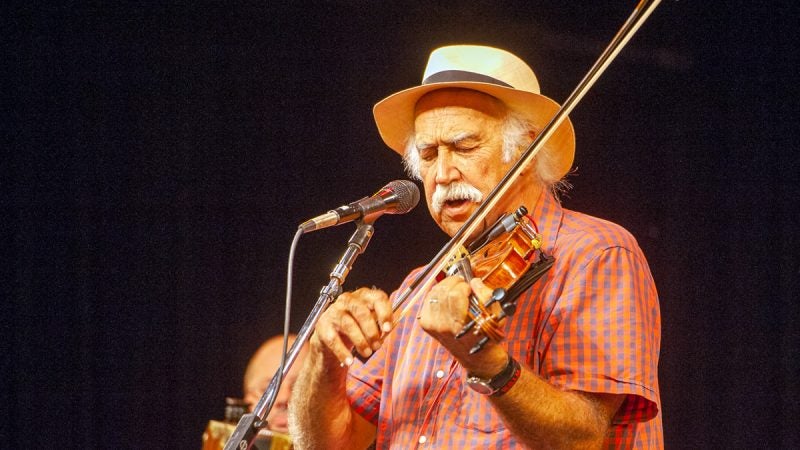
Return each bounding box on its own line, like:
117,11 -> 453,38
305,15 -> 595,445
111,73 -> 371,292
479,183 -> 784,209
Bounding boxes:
411,89 -> 507,147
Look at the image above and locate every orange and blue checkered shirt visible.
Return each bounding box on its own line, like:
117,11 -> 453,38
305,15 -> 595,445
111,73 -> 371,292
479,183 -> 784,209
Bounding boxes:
347,192 -> 662,448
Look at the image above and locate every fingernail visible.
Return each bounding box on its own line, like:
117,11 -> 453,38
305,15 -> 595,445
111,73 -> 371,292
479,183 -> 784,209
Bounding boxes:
345,357 -> 353,366
382,322 -> 392,332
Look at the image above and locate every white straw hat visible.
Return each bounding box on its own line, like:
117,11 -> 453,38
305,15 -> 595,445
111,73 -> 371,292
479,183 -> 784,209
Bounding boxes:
373,45 -> 575,180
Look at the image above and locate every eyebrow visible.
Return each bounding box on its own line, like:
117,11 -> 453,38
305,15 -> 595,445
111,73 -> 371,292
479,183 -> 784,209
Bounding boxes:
416,131 -> 479,150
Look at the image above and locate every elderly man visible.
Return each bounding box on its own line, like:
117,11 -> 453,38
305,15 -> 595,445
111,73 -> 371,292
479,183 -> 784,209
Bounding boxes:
289,45 -> 662,448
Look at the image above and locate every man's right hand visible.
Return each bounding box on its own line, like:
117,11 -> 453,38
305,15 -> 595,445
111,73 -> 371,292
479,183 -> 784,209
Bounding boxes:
312,287 -> 394,366
291,288 -> 384,450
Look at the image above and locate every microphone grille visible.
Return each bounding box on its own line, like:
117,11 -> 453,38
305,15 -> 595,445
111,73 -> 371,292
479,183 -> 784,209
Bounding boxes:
386,180 -> 421,214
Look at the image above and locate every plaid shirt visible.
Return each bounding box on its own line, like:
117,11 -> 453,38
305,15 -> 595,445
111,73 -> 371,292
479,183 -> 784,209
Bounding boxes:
347,192 -> 662,449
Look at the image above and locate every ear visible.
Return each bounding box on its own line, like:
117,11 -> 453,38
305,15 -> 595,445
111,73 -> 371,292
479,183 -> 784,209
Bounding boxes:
516,130 -> 539,177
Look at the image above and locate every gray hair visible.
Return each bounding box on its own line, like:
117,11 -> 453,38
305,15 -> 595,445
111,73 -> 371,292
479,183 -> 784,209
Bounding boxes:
403,110 -> 571,195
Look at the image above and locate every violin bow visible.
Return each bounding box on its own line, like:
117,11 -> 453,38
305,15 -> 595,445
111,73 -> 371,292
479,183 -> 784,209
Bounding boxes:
389,0 -> 663,326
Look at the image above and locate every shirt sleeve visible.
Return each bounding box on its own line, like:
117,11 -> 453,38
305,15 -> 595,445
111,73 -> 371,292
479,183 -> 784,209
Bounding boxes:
346,346 -> 385,425
542,245 -> 661,423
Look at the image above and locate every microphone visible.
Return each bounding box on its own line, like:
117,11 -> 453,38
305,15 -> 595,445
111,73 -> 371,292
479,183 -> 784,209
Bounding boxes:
299,180 -> 420,233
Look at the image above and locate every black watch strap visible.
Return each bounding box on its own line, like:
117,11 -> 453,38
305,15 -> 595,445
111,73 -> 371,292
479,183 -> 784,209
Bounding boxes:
490,355 -> 521,397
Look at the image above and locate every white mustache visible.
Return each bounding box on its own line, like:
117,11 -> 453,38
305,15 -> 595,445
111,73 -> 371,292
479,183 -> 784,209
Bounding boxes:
431,182 -> 484,214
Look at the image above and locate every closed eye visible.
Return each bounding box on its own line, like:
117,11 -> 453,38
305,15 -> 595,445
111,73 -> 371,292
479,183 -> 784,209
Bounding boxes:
451,133 -> 481,153
455,143 -> 478,153
418,146 -> 437,161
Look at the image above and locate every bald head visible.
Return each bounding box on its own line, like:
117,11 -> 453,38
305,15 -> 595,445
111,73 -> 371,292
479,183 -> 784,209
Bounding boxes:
243,334 -> 308,434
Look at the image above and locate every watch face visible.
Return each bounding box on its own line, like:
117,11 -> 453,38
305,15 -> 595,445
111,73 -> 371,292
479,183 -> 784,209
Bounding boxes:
466,378 -> 495,395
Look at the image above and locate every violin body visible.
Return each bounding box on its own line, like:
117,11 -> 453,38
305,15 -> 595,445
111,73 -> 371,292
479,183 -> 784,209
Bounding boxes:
469,209 -> 543,289
441,206 -> 553,353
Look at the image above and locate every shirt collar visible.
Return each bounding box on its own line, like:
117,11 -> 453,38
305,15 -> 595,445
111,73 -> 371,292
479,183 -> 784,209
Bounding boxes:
527,189 -> 564,253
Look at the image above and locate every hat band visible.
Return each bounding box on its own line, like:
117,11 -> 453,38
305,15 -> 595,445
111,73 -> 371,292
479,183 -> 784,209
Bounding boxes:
422,70 -> 513,88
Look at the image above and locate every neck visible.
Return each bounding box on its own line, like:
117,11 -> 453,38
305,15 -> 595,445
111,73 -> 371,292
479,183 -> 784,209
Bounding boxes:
500,177 -> 545,218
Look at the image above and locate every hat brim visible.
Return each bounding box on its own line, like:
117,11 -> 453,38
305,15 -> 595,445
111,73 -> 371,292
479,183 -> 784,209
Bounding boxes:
373,81 -> 575,181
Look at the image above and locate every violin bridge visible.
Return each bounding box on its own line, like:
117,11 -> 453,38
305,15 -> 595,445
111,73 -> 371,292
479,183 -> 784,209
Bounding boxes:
442,245 -> 471,278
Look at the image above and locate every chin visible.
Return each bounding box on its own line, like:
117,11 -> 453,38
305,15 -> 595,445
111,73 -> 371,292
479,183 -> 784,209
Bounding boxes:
436,221 -> 461,237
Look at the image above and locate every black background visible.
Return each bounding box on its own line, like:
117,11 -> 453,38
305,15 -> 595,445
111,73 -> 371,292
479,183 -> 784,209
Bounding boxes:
5,1 -> 798,448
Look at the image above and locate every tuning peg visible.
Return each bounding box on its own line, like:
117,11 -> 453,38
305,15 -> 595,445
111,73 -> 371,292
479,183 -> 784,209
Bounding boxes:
469,336 -> 491,354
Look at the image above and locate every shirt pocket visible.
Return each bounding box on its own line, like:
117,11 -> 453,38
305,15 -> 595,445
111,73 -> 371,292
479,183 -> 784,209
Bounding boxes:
452,339 -> 532,433
453,381 -> 507,433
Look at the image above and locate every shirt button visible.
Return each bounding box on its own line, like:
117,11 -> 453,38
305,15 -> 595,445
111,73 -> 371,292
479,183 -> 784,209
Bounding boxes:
418,435 -> 428,444
435,369 -> 445,379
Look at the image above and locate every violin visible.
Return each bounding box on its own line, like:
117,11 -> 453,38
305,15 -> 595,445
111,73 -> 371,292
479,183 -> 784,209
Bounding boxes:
438,205 -> 554,354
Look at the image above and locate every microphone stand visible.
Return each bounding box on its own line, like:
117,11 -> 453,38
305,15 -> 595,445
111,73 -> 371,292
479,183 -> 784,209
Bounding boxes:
224,221 -> 376,450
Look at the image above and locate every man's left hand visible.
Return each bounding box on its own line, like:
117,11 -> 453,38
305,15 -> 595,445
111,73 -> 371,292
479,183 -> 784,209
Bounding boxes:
418,276 -> 509,378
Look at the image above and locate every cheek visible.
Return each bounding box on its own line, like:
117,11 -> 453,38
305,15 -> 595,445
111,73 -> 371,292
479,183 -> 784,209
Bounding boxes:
471,162 -> 506,191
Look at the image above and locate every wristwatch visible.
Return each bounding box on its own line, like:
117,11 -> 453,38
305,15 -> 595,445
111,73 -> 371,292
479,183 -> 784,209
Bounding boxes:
465,354 -> 522,397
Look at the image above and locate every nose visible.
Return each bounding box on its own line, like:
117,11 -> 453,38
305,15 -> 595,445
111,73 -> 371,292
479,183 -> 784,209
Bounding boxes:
434,148 -> 460,185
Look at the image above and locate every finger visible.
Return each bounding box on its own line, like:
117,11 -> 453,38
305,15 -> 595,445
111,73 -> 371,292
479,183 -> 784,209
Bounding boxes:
316,318 -> 357,366
436,274 -> 466,290
420,278 -> 469,333
439,276 -> 470,307
344,294 -> 383,351
443,279 -> 471,327
469,277 -> 494,301
333,312 -> 374,361
467,277 -> 504,324
426,276 -> 461,312
364,289 -> 394,337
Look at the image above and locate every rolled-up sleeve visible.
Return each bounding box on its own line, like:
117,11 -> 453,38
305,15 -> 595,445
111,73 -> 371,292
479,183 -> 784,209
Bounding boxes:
542,244 -> 661,423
